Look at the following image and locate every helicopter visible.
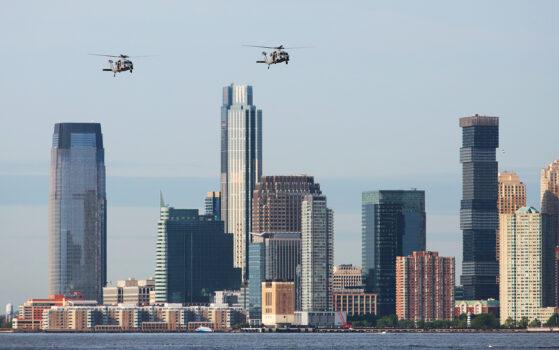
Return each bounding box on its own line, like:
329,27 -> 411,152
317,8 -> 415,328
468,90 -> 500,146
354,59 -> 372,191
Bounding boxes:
243,45 -> 311,69
89,53 -> 153,77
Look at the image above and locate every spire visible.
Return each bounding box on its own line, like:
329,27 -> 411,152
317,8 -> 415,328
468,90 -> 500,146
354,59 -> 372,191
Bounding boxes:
160,190 -> 166,208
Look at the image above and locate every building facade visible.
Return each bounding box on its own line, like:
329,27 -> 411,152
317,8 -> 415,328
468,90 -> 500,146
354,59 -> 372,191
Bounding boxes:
499,207 -> 555,324
261,281 -> 295,326
459,115 -> 499,300
333,290 -> 377,317
48,123 -> 107,302
332,265 -> 363,291
301,195 -> 334,312
103,278 -> 154,306
205,191 -> 221,221
497,171 -> 527,261
220,84 -> 263,283
251,175 -> 322,233
454,299 -> 499,317
395,251 -> 455,321
154,203 -> 240,304
541,160 -> 559,301
361,190 -> 426,316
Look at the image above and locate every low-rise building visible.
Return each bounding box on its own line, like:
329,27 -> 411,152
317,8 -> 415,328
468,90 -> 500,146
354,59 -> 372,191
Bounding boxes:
454,299 -> 500,317
12,293 -> 92,331
103,278 -> 154,306
261,281 -> 295,327
294,311 -> 344,328
333,289 -> 377,317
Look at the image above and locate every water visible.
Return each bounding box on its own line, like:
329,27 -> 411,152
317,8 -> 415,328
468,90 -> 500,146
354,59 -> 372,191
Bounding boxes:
0,332 -> 558,349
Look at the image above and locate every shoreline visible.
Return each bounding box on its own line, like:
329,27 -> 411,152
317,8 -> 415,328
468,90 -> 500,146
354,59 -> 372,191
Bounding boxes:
3,328 -> 557,334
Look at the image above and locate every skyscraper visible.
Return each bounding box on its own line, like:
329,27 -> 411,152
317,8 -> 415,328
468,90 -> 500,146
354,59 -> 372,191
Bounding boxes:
459,115 -> 499,300
499,207 -> 555,324
395,251 -> 455,322
205,191 -> 221,221
154,202 -> 240,304
301,194 -> 334,312
361,190 -> 426,315
48,123 -> 106,302
497,171 -> 526,261
252,175 -> 322,233
221,83 -> 262,283
541,160 -> 559,242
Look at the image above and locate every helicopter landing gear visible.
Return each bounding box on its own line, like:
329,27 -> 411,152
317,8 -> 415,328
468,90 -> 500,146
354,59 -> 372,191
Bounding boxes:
130,69 -> 133,73
286,60 -> 289,65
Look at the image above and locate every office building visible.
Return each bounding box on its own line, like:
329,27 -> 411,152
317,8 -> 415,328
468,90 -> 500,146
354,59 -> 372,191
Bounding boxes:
154,202 -> 240,304
497,172 -> 527,261
499,207 -> 556,324
301,194 -> 334,312
261,281 -> 295,326
252,175 -> 322,233
333,290 -> 377,317
361,190 -> 426,315
459,115 -> 499,300
248,232 -> 301,319
332,264 -> 363,291
205,191 -> 221,221
103,278 -> 154,306
48,123 -> 106,302
220,83 -> 263,283
395,251 -> 455,321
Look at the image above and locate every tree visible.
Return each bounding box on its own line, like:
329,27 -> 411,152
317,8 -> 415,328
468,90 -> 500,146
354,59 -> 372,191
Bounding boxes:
376,314 -> 398,328
470,313 -> 499,329
544,313 -> 559,327
452,313 -> 467,329
503,317 -> 516,329
397,319 -> 414,329
528,319 -> 541,328
518,317 -> 529,329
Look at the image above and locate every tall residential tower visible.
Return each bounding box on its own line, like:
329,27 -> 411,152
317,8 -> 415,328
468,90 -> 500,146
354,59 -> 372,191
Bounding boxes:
459,115 -> 499,300
220,84 -> 263,283
48,123 -> 106,302
301,194 -> 334,312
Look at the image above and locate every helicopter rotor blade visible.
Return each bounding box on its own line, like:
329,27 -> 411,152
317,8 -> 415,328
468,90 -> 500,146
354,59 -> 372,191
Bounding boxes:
89,53 -> 122,58
282,46 -> 314,50
242,45 -> 279,49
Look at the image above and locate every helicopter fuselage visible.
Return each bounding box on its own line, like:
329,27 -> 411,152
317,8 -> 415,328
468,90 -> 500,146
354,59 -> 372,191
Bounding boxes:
102,58 -> 134,76
257,50 -> 290,68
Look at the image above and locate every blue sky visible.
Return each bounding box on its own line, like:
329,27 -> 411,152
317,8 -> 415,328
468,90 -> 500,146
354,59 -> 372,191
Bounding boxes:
1,0 -> 558,308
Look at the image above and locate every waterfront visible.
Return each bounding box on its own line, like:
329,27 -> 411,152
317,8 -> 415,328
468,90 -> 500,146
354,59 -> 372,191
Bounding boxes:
1,332 -> 558,349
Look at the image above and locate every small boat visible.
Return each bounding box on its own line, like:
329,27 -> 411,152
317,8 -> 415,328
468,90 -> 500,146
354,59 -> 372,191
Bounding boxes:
195,326 -> 213,333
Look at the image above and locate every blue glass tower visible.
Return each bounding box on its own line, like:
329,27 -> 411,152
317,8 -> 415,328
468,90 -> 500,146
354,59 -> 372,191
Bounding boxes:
459,115 -> 499,300
48,123 -> 106,302
361,190 -> 426,316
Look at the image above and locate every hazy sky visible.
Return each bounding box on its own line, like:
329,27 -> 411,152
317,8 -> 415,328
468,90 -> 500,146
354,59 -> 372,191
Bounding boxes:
1,0 -> 558,308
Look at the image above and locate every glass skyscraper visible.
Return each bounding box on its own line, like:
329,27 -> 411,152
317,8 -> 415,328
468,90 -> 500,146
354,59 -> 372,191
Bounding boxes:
459,115 -> 499,300
155,203 -> 240,304
220,83 -> 262,283
361,190 -> 426,316
48,123 -> 106,302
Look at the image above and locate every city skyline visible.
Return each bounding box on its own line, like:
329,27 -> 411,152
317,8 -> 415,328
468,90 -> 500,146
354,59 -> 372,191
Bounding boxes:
2,1 -> 559,310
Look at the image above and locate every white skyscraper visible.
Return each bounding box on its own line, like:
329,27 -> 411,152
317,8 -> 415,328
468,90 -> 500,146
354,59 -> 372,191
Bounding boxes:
301,194 -> 334,311
221,84 -> 262,283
